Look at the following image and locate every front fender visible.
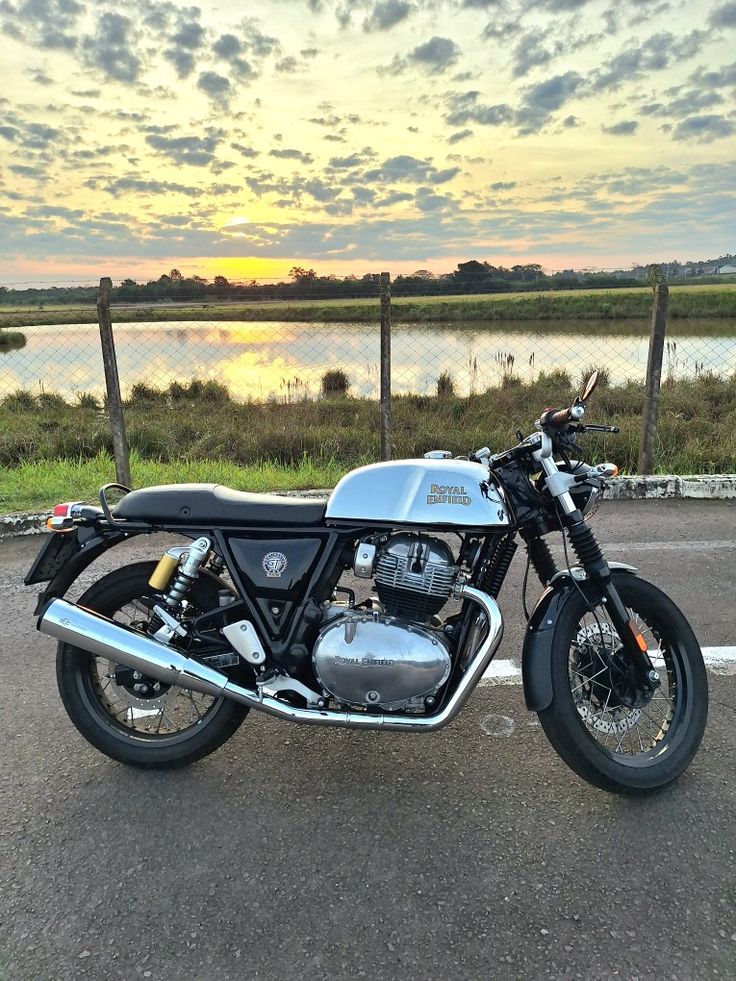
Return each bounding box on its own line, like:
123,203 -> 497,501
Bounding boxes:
522,562 -> 637,711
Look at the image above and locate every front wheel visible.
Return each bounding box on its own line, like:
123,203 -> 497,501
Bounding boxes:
538,575 -> 708,794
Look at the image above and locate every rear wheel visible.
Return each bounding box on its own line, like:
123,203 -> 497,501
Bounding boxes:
538,575 -> 708,794
56,562 -> 250,768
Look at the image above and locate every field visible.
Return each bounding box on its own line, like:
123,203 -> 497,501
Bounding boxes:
2,372 -> 735,513
2,283 -> 736,328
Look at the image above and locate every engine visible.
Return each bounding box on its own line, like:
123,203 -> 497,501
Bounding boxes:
374,533 -> 457,621
312,533 -> 457,711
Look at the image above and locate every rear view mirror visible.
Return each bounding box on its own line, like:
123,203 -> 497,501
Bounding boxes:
580,370 -> 599,402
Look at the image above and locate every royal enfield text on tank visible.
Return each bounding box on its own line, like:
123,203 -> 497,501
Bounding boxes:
28,372 -> 708,794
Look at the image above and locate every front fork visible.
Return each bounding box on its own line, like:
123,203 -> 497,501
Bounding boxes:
533,437 -> 659,697
564,517 -> 658,692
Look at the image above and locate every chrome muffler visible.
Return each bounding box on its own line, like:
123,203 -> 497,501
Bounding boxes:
38,584 -> 503,732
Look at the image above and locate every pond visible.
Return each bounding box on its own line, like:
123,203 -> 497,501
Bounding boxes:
1,319 -> 734,401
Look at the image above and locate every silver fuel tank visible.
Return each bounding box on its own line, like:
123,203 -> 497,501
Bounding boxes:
325,459 -> 510,529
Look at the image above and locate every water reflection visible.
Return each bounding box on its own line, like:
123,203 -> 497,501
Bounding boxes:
1,320 -> 734,401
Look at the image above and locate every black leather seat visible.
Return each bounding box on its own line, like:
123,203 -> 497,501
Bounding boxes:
113,483 -> 326,526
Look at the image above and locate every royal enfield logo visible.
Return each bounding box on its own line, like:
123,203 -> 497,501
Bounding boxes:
262,551 -> 288,578
335,656 -> 395,667
426,483 -> 472,507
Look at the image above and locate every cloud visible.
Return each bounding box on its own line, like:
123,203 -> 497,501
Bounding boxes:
415,187 -> 454,211
25,68 -> 54,86
410,36 -> 461,73
231,142 -> 259,158
83,12 -> 142,84
490,181 -> 516,191
445,91 -> 514,127
672,114 -> 736,143
687,60 -> 736,90
447,128 -> 473,144
275,56 -> 299,73
591,31 -> 708,92
602,120 -> 639,135
145,129 -> 224,167
172,20 -> 205,50
512,29 -> 559,78
515,71 -> 584,133
0,0 -> 82,51
482,19 -> 522,41
362,155 -> 459,184
0,116 -> 62,152
363,0 -> 412,31
213,31 -> 257,78
197,71 -> 231,99
85,177 -> 203,197
213,33 -> 242,59
26,204 -> 84,219
269,147 -> 314,164
388,36 -> 461,75
708,1 -> 736,27
328,152 -> 368,168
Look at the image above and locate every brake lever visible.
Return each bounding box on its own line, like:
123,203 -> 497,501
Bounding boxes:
580,424 -> 620,434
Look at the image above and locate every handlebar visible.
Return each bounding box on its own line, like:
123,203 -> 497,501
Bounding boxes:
540,403 -> 585,428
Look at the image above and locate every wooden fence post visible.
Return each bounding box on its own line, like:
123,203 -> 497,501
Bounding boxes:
379,272 -> 391,461
637,282 -> 669,475
96,277 -> 132,488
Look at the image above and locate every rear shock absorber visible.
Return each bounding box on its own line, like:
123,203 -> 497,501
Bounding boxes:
148,537 -> 213,607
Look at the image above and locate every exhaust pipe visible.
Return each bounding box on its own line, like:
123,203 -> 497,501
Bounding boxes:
39,584 -> 503,732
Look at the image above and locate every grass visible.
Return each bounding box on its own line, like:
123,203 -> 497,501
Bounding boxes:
2,373 -> 735,513
0,451 -> 347,514
0,328 -> 26,350
2,284 -> 736,328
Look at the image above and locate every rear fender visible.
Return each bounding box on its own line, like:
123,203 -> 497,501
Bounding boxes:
28,525 -> 139,615
522,562 -> 637,712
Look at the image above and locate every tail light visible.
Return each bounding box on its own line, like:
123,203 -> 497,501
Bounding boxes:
47,502 -> 83,532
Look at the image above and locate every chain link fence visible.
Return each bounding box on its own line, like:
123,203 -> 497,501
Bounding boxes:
1,276 -> 735,475
1,286 -> 733,404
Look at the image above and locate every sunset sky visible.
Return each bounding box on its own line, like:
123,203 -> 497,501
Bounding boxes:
1,0 -> 735,284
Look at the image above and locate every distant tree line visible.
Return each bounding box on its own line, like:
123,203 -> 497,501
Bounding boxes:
0,259 -> 720,307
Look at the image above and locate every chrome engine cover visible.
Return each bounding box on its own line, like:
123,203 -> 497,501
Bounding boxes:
312,613 -> 451,711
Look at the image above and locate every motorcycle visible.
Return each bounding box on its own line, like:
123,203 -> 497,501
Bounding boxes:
28,371 -> 708,793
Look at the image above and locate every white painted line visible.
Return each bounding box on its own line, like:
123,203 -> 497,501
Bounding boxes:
481,659 -> 522,685
702,646 -> 736,675
479,646 -> 736,684
481,660 -> 521,685
603,540 -> 736,552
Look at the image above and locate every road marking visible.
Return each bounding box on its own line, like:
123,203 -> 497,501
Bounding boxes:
603,540 -> 736,551
480,647 -> 736,685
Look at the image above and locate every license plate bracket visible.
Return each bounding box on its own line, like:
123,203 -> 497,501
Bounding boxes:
25,532 -> 81,585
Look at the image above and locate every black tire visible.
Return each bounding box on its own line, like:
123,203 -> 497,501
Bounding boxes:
538,574 -> 708,794
56,561 -> 250,768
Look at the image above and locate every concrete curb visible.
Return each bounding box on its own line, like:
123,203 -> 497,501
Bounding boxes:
2,476 -> 734,540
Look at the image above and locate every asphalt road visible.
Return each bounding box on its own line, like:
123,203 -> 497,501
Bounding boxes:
1,500 -> 735,980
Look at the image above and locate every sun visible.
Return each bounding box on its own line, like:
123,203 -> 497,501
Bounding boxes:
223,216 -> 251,229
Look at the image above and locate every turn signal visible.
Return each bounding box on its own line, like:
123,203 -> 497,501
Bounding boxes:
46,502 -> 81,532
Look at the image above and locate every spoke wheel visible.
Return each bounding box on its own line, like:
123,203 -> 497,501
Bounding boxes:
56,561 -> 250,768
538,574 -> 708,794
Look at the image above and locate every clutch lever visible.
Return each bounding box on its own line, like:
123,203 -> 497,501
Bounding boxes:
580,424 -> 620,434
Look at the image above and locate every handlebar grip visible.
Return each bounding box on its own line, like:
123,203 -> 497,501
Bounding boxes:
542,404 -> 585,427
